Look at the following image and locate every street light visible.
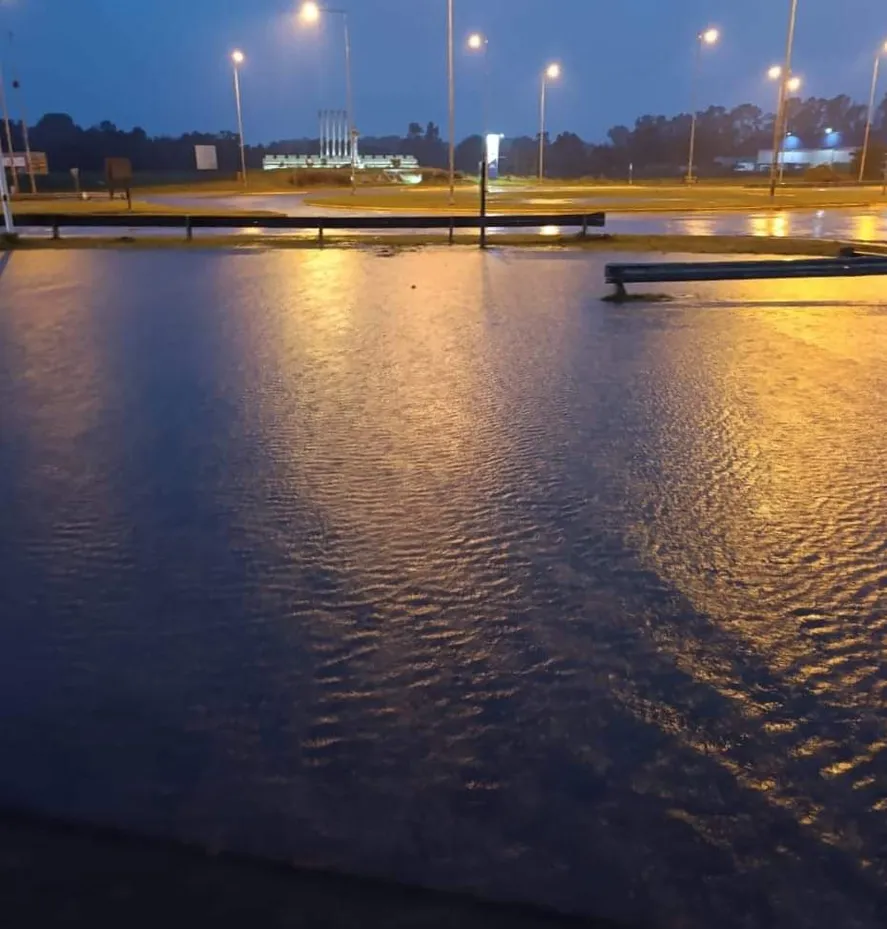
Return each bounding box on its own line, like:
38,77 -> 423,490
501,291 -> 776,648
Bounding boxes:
300,0 -> 321,21
299,2 -> 356,193
231,50 -> 248,187
467,32 -> 490,170
538,62 -> 560,180
770,0 -> 800,197
447,0 -> 455,204
0,117 -> 12,233
686,26 -> 720,184
0,64 -> 17,195
859,40 -> 887,182
769,66 -> 801,183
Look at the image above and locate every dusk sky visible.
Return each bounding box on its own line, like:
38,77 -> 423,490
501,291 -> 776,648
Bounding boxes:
3,1 -> 886,142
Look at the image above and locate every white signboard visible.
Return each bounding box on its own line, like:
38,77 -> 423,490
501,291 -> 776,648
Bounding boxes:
194,145 -> 218,171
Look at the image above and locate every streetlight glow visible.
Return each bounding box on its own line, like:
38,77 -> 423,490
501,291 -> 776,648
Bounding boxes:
546,63 -> 561,80
300,1 -> 320,23
701,28 -> 719,45
787,76 -> 801,93
467,32 -> 484,50
232,49 -> 244,65
768,65 -> 782,80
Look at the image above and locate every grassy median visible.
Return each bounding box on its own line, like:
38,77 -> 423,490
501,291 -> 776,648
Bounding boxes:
0,231 -> 857,256
304,182 -> 887,215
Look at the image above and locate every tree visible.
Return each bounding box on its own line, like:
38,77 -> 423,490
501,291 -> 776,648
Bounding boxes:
455,134 -> 483,173
548,132 -> 588,177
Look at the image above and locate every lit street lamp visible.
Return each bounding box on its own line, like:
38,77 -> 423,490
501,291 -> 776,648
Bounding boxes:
467,32 -> 490,168
231,51 -> 248,187
770,0 -> 800,197
686,27 -> 719,184
538,62 -> 560,180
300,1 -> 356,193
768,66 -> 801,183
859,40 -> 887,182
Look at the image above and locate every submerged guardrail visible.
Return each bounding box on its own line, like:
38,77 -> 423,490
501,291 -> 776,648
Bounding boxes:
605,254 -> 887,299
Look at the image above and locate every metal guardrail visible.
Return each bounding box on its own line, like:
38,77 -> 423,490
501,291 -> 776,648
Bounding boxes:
605,254 -> 887,298
13,211 -> 606,246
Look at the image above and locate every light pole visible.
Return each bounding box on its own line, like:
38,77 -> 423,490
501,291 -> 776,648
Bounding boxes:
860,41 -> 887,183
538,62 -> 560,180
231,51 -> 248,187
467,33 -> 489,174
769,0 -> 800,197
686,27 -> 720,184
301,2 -> 356,194
0,100 -> 12,233
447,0 -> 455,204
0,62 -> 16,195
768,67 -> 801,184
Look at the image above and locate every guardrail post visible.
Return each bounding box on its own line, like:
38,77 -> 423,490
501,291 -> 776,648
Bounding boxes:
581,215 -> 588,238
479,159 -> 488,249
52,218 -> 60,241
185,216 -> 193,241
448,217 -> 454,245
318,223 -> 324,246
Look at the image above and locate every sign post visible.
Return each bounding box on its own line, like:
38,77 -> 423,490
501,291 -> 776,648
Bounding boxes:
105,157 -> 133,210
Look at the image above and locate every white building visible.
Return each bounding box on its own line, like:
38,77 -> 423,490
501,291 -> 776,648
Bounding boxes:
756,147 -> 856,169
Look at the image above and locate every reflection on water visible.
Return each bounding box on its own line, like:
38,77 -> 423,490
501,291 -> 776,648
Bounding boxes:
0,250 -> 886,929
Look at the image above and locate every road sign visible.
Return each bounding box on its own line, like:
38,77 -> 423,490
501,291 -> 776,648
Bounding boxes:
195,145 -> 218,171
1,151 -> 49,175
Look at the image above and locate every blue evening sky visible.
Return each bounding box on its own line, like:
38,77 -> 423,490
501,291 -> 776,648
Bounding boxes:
2,1 -> 885,141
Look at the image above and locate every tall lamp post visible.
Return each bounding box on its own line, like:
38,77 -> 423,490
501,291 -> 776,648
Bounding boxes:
447,0 -> 455,205
0,63 -> 16,195
768,67 -> 801,184
538,62 -> 560,180
0,116 -> 12,233
859,41 -> 887,183
467,33 -> 489,171
769,0 -> 800,197
301,1 -> 356,194
231,51 -> 248,187
686,27 -> 720,183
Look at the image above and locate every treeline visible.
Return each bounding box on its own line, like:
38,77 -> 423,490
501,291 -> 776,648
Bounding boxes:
6,93 -> 887,181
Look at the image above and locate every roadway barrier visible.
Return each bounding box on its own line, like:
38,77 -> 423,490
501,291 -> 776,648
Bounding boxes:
13,212 -> 606,247
605,253 -> 887,299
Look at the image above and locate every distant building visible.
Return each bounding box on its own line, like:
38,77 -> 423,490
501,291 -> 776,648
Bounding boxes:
755,147 -> 856,170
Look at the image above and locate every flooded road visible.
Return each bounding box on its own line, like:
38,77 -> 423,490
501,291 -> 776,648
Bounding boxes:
0,248 -> 885,929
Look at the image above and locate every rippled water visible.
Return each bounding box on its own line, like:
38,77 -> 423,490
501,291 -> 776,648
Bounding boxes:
0,249 -> 886,928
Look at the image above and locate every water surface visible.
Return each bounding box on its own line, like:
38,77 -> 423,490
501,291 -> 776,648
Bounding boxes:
0,249 -> 885,929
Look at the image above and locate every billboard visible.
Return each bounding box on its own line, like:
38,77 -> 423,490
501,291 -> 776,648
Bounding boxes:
195,145 -> 219,171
